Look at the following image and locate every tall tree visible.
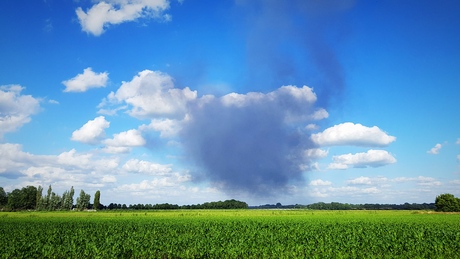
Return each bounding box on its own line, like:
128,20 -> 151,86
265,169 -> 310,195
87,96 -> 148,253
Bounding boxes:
76,190 -> 91,211
45,185 -> 52,210
0,187 -> 7,208
93,190 -> 101,210
21,186 -> 37,210
61,190 -> 68,210
49,192 -> 61,211
36,185 -> 44,210
68,186 -> 75,210
7,189 -> 22,211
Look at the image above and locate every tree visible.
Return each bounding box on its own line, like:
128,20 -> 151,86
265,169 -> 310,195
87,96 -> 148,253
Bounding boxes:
62,186 -> 75,211
36,186 -> 44,210
49,192 -> 61,211
0,187 -> 7,208
435,193 -> 460,212
76,190 -> 91,211
21,186 -> 37,210
93,190 -> 101,210
7,189 -> 22,211
45,185 -> 52,210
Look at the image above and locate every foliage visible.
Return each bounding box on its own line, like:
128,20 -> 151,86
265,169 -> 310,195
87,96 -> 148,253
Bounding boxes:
6,186 -> 37,211
0,187 -> 8,208
76,190 -> 91,211
435,193 -> 460,212
304,202 -> 436,210
106,199 -> 248,210
0,210 -> 459,258
93,190 -> 101,210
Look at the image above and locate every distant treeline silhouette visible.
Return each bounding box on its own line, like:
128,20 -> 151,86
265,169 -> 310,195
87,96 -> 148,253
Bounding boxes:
251,202 -> 436,210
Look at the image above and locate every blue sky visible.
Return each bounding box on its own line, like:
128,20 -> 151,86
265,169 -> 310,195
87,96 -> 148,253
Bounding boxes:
1,0 -> 459,206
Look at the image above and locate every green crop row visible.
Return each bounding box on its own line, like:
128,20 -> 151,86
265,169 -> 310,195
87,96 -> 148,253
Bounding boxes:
1,210 -> 459,258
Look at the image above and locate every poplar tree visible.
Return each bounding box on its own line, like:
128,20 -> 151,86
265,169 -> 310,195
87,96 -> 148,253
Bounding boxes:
76,190 -> 90,211
93,190 -> 101,210
36,185 -> 43,210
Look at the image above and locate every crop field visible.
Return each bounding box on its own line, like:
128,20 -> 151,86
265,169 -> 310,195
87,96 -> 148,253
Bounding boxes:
1,210 -> 459,258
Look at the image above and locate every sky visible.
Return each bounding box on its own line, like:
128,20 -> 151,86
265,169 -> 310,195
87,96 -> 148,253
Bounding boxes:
1,0 -> 460,206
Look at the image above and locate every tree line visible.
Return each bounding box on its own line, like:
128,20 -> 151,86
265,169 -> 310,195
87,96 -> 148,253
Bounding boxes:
251,194 -> 460,212
0,185 -> 98,211
0,185 -> 248,211
1,185 -> 458,212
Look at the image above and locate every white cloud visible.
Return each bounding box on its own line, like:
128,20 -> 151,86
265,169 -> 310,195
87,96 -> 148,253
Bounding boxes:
122,159 -> 172,176
457,154 -> 460,161
311,122 -> 396,147
104,129 -> 146,151
219,85 -> 322,122
347,176 -> 372,185
305,124 -> 319,130
0,85 -> 40,138
140,118 -> 183,138
62,67 -> 109,92
456,138 -> 460,145
57,149 -> 92,167
76,0 -> 170,36
308,108 -> 329,120
328,149 -> 396,170
391,176 -> 442,187
71,116 -> 110,144
309,179 -> 332,186
427,143 -> 442,155
347,176 -> 389,186
116,173 -> 191,192
0,143 -> 119,189
98,70 -> 197,119
304,148 -> 328,159
102,175 -> 117,183
327,186 -> 381,195
102,146 -> 131,154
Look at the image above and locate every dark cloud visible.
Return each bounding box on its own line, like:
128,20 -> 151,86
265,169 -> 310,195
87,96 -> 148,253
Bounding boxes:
0,171 -> 26,179
181,87 -> 322,197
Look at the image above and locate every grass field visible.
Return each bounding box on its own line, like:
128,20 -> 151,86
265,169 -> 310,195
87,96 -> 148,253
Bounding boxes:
1,210 -> 459,258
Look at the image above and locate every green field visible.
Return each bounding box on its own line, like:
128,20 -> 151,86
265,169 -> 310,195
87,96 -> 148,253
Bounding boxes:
1,210 -> 459,258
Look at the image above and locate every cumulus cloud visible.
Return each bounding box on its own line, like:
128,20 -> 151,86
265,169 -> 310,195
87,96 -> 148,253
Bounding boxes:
76,0 -> 171,36
62,67 -> 109,92
116,173 -> 191,192
304,148 -> 328,159
456,138 -> 460,145
311,122 -> 396,147
101,129 -> 146,154
347,176 -> 372,185
309,179 -> 332,186
427,143 -> 442,155
122,159 -> 173,176
0,143 -> 118,188
327,149 -> 396,170
71,116 -> 110,144
98,70 -> 197,119
392,176 -> 441,186
0,85 -> 40,138
140,118 -> 183,138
